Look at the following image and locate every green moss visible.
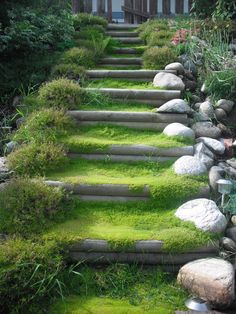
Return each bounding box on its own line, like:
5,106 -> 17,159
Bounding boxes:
38,78 -> 86,109
60,124 -> 193,154
143,46 -> 177,70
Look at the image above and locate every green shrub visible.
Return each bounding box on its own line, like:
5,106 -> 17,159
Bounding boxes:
78,25 -> 105,40
0,178 -> 67,235
13,108 -> 75,144
143,46 -> 177,69
38,78 -> 86,109
0,237 -> 70,313
147,30 -> 174,47
73,13 -> 107,30
7,142 -> 67,176
51,63 -> 87,83
62,47 -> 95,68
138,19 -> 169,42
205,70 -> 236,101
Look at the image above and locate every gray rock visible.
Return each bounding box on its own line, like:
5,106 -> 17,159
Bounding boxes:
192,122 -> 221,139
196,137 -> 225,155
174,156 -> 207,175
194,142 -> 215,169
192,112 -> 211,122
216,99 -> 234,114
192,102 -> 201,111
226,227 -> 236,242
153,72 -> 185,91
221,237 -> 236,252
177,258 -> 235,308
16,117 -> 25,129
215,108 -> 227,121
183,79 -> 197,91
217,123 -> 233,137
231,215 -> 236,226
191,95 -> 201,104
0,157 -> 8,173
5,141 -> 18,154
163,123 -> 195,139
199,101 -> 215,118
183,60 -> 197,76
175,198 -> 227,233
165,62 -> 185,75
177,54 -> 190,64
157,99 -> 191,114
209,166 -> 225,193
227,159 -> 236,169
201,83 -> 207,93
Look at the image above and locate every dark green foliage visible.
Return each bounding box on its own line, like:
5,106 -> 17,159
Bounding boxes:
62,47 -> 95,68
143,46 -> 177,69
7,142 -> 67,176
13,108 -> 75,144
0,178 -> 67,235
190,0 -> 216,18
78,25 -> 105,40
38,78 -> 86,109
138,20 -> 169,43
51,63 -> 87,83
73,13 -> 108,30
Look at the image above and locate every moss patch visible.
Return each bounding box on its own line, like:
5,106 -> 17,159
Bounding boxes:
86,79 -> 162,90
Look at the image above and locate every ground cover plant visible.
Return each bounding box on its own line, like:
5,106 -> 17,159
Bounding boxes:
143,46 -> 177,70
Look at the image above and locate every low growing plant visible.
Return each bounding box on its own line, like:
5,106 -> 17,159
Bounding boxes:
62,47 -> 95,68
147,30 -> 174,47
143,46 -> 177,70
51,63 -> 87,83
73,13 -> 107,30
38,78 -> 86,109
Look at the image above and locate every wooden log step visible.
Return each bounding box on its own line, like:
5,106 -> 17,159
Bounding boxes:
85,88 -> 181,102
97,64 -> 142,69
107,23 -> 139,30
67,145 -> 194,157
86,69 -> 177,80
68,111 -> 188,124
100,57 -> 142,65
111,48 -> 141,54
115,37 -> 143,44
106,31 -> 139,37
76,195 -> 149,202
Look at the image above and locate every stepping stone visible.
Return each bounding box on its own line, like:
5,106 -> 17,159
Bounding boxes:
100,57 -> 142,65
106,31 -> 139,37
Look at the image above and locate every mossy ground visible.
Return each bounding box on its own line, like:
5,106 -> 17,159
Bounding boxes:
79,100 -> 153,112
60,124 -> 193,153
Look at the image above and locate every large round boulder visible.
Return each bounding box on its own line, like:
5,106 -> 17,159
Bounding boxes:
174,156 -> 207,175
196,137 -> 225,155
192,122 -> 221,139
216,99 -> 234,114
175,198 -> 227,233
178,258 -> 235,308
165,62 -> 185,75
163,123 -> 195,139
157,99 -> 191,114
199,100 -> 215,118
153,72 -> 185,90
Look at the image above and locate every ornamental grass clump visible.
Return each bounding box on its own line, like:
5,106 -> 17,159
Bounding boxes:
73,13 -> 108,30
51,63 -> 87,83
147,30 -> 174,47
143,46 -> 177,70
38,78 -> 86,109
62,47 -> 95,68
7,142 -> 67,176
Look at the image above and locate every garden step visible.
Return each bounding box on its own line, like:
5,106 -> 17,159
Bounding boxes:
107,23 -> 139,30
100,57 -> 142,65
85,88 -> 181,107
46,181 -> 210,202
115,37 -> 143,44
97,64 -> 142,69
111,48 -> 141,54
106,31 -> 139,37
86,69 -> 176,81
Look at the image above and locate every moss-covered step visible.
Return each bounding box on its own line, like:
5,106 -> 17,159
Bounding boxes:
114,37 -> 143,44
106,31 -> 139,37
86,69 -> 176,81
99,57 -> 142,65
85,88 -> 181,107
107,23 -> 139,30
111,47 -> 142,54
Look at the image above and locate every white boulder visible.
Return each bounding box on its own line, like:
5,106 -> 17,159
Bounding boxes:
196,137 -> 225,155
153,72 -> 185,91
163,123 -> 195,139
174,156 -> 207,175
165,62 -> 185,75
157,99 -> 191,114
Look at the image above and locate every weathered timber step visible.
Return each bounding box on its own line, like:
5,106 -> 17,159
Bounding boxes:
68,145 -> 194,157
68,240 -> 219,268
97,64 -> 141,69
86,69 -> 176,81
46,181 -> 210,202
106,31 -> 139,37
112,48 -> 141,54
85,88 -> 181,107
115,37 -> 143,44
68,110 -> 188,131
100,57 -> 142,65
107,23 -> 139,30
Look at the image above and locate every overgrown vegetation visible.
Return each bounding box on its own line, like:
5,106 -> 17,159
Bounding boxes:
143,46 -> 177,70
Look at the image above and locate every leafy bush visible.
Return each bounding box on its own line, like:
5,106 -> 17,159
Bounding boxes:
147,30 -> 174,47
78,25 -> 105,40
205,70 -> 236,101
7,142 -> 67,176
0,237 -> 72,313
143,46 -> 177,70
62,47 -> 95,68
73,13 -> 107,30
38,78 -> 86,109
51,63 -> 87,83
0,178 -> 68,235
138,19 -> 169,43
13,108 -> 75,144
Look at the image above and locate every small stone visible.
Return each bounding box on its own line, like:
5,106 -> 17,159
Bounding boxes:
192,102 -> 201,111
5,141 -> 18,154
209,166 -> 225,193
183,79 -> 197,91
215,108 -> 227,121
194,142 -> 214,169
217,123 -> 233,137
192,122 -> 221,139
174,156 -> 207,175
163,123 -> 195,139
153,72 -> 185,91
199,101 -> 215,118
191,95 -> 201,104
184,70 -> 195,81
16,117 -> 25,129
0,157 -> 8,172
231,215 -> 236,226
220,237 -> 236,252
183,60 -> 197,76
227,159 -> 236,169
192,112 -> 211,122
175,198 -> 227,233
196,137 -> 225,155
165,62 -> 185,75
157,99 -> 191,114
216,99 -> 234,114
177,258 -> 235,308
201,83 -> 207,93
226,227 -> 236,242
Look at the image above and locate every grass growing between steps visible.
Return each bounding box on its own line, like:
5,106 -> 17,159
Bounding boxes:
79,100 -> 153,112
86,79 -> 162,89
96,65 -> 142,70
46,199 -> 215,252
50,265 -> 189,314
60,124 -> 193,153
